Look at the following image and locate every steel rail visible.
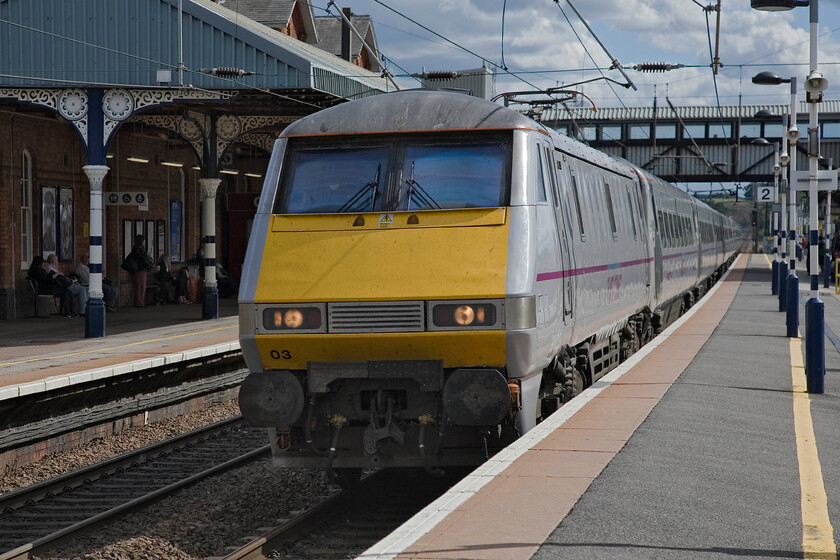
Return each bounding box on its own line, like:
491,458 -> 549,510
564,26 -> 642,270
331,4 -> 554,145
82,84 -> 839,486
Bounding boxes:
0,416 -> 268,560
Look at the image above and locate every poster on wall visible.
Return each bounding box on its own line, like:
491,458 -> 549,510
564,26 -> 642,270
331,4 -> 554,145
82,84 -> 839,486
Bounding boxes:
146,220 -> 156,262
170,200 -> 182,263
123,220 -> 133,260
134,219 -> 144,245
58,186 -> 74,263
156,220 -> 166,260
40,185 -> 57,260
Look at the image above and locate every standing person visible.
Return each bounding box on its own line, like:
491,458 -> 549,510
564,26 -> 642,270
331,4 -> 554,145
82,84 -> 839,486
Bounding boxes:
75,253 -> 117,311
830,230 -> 840,284
831,230 -> 840,259
128,235 -> 154,307
47,253 -> 87,315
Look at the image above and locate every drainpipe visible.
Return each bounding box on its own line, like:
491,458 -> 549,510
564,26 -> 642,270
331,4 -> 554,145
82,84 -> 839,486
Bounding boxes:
8,114 -> 16,319
341,7 -> 352,62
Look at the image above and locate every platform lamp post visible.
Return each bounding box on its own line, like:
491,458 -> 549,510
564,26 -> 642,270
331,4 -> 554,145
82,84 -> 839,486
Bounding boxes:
778,144 -> 790,308
752,0 -> 825,393
750,137 -> 774,256
823,156 -> 833,289
754,133 -> 783,294
771,143 -> 781,293
752,72 -> 800,321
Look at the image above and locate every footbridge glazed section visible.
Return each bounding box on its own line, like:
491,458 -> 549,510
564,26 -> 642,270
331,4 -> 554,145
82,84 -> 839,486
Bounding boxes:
535,100 -> 840,184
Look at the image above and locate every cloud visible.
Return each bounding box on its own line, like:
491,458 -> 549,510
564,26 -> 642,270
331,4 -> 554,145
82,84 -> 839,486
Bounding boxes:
332,0 -> 840,106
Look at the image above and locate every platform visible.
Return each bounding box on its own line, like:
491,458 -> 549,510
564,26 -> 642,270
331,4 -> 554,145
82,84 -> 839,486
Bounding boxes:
361,254 -> 840,560
0,298 -> 239,400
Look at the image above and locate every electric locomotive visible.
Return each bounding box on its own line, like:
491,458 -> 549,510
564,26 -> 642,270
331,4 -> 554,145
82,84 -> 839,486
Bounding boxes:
237,90 -> 740,475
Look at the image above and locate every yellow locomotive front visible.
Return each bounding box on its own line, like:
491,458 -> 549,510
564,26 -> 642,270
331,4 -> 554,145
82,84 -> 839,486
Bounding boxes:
237,93 -> 536,473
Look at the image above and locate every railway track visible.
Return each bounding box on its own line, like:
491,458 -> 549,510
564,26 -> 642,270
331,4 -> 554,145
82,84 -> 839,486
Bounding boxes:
0,416 -> 268,560
223,468 -> 470,560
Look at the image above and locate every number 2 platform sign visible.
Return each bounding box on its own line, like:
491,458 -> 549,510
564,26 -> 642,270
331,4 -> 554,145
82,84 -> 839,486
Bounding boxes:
756,186 -> 777,203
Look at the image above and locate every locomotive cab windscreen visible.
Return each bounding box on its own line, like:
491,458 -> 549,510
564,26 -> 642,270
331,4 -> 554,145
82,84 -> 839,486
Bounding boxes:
274,133 -> 512,214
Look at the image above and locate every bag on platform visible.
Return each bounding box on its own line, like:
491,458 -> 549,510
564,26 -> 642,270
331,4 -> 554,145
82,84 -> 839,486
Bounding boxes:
121,253 -> 139,273
54,274 -> 73,288
187,277 -> 201,303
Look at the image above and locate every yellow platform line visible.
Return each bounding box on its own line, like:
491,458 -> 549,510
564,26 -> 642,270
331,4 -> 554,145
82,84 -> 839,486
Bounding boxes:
0,324 -> 237,368
790,337 -> 837,559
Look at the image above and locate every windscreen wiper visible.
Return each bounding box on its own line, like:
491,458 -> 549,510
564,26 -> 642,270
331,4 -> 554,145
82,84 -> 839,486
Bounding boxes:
337,164 -> 381,213
405,161 -> 441,211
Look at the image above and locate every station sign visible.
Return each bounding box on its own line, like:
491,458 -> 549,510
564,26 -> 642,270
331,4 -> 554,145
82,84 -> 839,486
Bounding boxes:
106,192 -> 149,211
756,185 -> 777,203
791,170 -> 838,192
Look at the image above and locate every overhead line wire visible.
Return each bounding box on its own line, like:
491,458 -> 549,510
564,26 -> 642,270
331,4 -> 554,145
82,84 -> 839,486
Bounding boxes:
368,0 -> 542,91
500,0 -> 508,70
703,4 -> 734,150
548,1 -> 633,146
554,2 -> 630,111
300,1 -> 418,88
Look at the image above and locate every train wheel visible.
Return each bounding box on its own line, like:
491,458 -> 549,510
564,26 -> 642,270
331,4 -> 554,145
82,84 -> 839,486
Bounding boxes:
620,334 -> 640,362
566,366 -> 585,400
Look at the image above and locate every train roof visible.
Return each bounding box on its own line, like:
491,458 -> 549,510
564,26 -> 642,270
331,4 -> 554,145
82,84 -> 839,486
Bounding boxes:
281,90 -> 540,137
548,130 -> 638,179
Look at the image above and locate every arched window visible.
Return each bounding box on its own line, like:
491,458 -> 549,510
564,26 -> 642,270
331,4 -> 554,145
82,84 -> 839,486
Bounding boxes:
20,150 -> 33,268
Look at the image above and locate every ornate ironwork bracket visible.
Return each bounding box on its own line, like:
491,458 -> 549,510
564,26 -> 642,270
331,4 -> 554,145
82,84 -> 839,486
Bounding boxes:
0,87 -> 228,150
134,113 -> 295,169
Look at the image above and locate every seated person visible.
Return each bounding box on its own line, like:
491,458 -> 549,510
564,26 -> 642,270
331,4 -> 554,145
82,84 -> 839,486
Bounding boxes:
216,262 -> 237,298
75,253 -> 117,311
155,255 -> 175,304
47,253 -> 87,315
176,266 -> 191,304
28,256 -> 74,317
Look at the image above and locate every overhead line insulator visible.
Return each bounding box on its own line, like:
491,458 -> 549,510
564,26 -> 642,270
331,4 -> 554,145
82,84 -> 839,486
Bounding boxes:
412,71 -> 461,81
211,67 -> 253,78
634,62 -> 685,73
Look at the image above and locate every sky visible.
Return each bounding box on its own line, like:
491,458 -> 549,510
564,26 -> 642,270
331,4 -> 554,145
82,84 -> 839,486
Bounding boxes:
310,0 -> 840,110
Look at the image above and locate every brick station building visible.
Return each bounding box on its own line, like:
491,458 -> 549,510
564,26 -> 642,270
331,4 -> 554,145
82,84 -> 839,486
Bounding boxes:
0,0 -> 390,331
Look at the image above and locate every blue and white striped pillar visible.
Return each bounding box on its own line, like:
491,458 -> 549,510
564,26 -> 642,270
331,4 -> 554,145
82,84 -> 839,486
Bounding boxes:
786,82 -> 800,338
83,165 -> 109,338
804,0 -> 825,392
200,177 -> 220,320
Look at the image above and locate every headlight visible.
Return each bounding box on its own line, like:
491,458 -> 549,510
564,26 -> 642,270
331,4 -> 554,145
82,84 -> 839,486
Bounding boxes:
454,305 -> 476,325
430,300 -> 502,330
262,306 -> 323,331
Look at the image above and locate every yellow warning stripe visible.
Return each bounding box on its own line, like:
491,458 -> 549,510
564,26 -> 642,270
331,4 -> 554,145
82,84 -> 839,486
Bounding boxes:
790,337 -> 837,558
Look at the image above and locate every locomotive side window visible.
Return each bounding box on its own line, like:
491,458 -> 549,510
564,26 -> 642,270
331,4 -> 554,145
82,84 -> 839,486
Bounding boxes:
570,170 -> 586,241
535,145 -> 548,203
544,147 -> 561,208
604,182 -> 618,240
399,143 -> 508,210
276,146 -> 390,214
624,183 -> 638,239
657,210 -> 667,248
